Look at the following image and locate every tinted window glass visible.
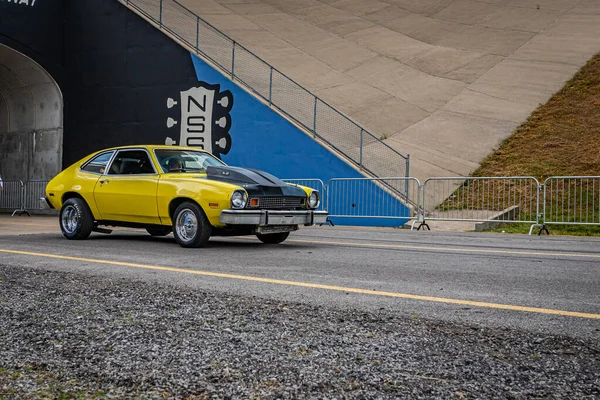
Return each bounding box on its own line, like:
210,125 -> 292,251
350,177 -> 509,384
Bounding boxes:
108,150 -> 155,175
81,151 -> 114,174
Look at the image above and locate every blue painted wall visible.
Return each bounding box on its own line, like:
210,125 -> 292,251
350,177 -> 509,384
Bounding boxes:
190,54 -> 410,227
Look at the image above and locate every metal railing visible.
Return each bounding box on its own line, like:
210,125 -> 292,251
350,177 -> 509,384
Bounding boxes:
542,176 -> 600,227
24,181 -> 51,212
420,177 -> 541,229
119,0 -> 410,181
283,179 -> 326,211
326,177 -> 420,224
4,176 -> 600,236
0,180 -> 29,216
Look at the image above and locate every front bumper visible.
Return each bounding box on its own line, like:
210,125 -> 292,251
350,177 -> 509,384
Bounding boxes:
220,209 -> 328,226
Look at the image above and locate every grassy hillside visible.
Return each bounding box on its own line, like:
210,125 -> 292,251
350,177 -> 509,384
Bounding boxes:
473,53 -> 600,179
445,54 -> 600,235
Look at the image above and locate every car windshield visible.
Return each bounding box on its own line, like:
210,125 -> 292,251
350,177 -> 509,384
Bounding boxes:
154,149 -> 226,173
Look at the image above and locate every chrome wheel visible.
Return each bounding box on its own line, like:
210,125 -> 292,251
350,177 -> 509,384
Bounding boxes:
175,208 -> 198,242
61,204 -> 79,234
172,201 -> 211,248
59,198 -> 93,240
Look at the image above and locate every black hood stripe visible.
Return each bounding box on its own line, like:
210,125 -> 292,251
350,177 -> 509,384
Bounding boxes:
205,166 -> 306,197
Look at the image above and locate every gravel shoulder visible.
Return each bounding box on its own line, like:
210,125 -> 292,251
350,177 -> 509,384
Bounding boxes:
1,264 -> 599,399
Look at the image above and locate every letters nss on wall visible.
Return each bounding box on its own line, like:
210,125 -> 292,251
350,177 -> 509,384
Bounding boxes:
165,82 -> 233,160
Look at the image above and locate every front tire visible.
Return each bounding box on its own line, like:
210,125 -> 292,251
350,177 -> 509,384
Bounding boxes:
59,197 -> 94,240
172,202 -> 212,248
256,231 -> 290,244
146,227 -> 172,236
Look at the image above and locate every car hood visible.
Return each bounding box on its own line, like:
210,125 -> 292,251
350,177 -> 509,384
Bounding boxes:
205,166 -> 306,197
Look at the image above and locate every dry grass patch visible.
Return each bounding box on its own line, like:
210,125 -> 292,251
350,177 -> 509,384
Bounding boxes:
473,52 -> 600,180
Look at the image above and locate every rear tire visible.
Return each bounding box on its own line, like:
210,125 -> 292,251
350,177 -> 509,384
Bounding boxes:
146,226 -> 172,236
59,197 -> 94,240
256,231 -> 290,244
172,202 -> 211,248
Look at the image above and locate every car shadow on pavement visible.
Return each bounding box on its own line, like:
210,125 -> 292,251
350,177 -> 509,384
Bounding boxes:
87,232 -> 310,249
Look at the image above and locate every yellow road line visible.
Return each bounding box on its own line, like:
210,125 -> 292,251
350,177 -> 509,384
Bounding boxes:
288,239 -> 600,259
1,248 -> 598,320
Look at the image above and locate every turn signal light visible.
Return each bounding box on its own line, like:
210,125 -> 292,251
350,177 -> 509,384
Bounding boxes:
250,198 -> 259,207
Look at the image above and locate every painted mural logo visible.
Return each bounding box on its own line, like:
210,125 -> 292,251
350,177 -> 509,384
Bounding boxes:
165,83 -> 233,159
1,0 -> 37,6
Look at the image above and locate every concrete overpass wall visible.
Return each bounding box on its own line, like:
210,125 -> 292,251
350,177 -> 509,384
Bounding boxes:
0,0 -> 65,181
0,45 -> 63,181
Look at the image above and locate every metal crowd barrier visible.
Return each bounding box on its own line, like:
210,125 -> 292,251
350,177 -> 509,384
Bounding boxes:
283,179 -> 326,211
419,177 -> 541,230
0,180 -> 28,216
326,177 -> 420,225
24,180 -> 51,212
540,176 -> 600,229
3,177 -> 600,237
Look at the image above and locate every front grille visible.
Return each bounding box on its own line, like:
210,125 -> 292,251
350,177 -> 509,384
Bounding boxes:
249,196 -> 305,209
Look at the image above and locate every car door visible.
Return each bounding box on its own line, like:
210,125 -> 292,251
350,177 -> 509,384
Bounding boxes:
75,150 -> 116,216
93,149 -> 160,224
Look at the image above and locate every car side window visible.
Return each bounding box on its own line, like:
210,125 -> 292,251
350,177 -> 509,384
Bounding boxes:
108,150 -> 155,175
81,151 -> 115,174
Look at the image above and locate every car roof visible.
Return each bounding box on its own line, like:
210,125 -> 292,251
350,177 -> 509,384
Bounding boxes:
99,145 -> 211,153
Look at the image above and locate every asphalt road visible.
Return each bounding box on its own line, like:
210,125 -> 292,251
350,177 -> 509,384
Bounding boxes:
0,219 -> 599,339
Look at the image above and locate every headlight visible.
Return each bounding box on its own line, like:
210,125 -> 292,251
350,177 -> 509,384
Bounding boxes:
230,190 -> 247,209
308,190 -> 320,209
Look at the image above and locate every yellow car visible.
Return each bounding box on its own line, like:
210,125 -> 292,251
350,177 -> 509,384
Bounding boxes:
42,145 -> 327,247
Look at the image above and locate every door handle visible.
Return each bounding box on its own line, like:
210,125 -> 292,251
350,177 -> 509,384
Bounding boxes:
99,179 -> 109,184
